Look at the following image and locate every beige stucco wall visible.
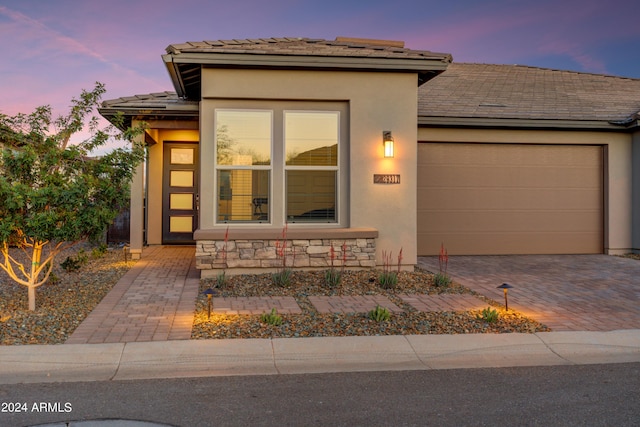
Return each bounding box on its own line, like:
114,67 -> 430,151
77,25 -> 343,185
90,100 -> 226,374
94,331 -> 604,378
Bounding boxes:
633,131 -> 640,252
200,69 -> 418,267
129,120 -> 146,259
418,127 -> 634,254
146,129 -> 199,245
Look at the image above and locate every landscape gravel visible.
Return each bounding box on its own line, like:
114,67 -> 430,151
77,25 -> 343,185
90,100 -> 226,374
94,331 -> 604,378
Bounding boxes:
0,243 -> 135,345
1,245 -> 554,345
192,269 -> 551,339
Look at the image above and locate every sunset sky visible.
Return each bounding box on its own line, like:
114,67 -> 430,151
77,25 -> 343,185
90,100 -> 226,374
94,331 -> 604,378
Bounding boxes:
1,0 -> 638,128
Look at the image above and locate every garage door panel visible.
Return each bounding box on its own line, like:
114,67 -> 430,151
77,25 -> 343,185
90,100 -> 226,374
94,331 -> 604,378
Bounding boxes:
418,188 -> 600,211
421,143 -> 601,166
417,143 -> 603,255
422,165 -> 601,189
422,211 -> 600,232
418,231 -> 602,255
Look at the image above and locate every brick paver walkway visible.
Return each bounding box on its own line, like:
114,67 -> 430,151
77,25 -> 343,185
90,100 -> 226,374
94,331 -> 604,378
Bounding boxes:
308,295 -> 403,313
418,255 -> 640,331
212,296 -> 302,315
66,246 -> 199,344
399,294 -> 487,312
66,250 -> 638,344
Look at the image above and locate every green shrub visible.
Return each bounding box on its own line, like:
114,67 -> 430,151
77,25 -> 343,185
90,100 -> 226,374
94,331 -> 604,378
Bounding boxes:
91,243 -> 108,259
271,268 -> 293,287
477,307 -> 499,323
60,249 -> 90,272
368,305 -> 391,322
61,256 -> 82,272
378,248 -> 402,289
216,271 -> 228,289
325,243 -> 346,288
325,268 -> 342,288
48,272 -> 60,285
260,308 -> 283,326
75,249 -> 89,265
433,272 -> 452,287
378,271 -> 398,289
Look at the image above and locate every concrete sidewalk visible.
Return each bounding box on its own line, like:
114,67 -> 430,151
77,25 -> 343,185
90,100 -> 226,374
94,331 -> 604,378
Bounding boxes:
1,330 -> 639,384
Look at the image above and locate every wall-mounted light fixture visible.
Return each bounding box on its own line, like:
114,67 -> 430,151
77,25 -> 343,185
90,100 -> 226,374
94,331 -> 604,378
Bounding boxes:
383,131 -> 394,158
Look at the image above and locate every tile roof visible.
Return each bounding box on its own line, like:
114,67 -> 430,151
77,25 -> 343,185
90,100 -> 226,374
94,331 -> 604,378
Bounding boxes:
98,92 -> 198,129
100,63 -> 640,131
163,37 -> 452,99
165,37 -> 452,61
419,63 -> 640,125
100,92 -> 191,109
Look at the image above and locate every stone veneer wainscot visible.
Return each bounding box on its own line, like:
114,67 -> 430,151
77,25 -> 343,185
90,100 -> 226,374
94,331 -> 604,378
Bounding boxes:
194,228 -> 379,278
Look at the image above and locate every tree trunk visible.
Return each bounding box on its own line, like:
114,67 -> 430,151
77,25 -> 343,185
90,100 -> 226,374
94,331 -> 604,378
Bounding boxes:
28,285 -> 36,311
28,242 -> 43,311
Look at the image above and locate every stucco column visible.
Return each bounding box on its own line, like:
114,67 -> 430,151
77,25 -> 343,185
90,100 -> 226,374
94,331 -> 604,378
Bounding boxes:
633,132 -> 640,252
129,127 -> 145,259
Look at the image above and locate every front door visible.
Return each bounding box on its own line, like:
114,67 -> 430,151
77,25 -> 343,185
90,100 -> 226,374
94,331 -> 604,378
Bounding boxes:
163,143 -> 199,244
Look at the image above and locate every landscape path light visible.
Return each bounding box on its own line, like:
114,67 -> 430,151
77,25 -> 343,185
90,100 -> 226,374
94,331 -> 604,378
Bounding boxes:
497,283 -> 514,311
203,288 -> 217,320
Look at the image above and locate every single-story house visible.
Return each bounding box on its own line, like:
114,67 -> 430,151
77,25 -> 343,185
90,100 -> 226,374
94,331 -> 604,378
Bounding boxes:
99,37 -> 640,277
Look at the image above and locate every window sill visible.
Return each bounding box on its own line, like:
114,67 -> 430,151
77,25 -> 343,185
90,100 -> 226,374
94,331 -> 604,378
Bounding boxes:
194,227 -> 378,240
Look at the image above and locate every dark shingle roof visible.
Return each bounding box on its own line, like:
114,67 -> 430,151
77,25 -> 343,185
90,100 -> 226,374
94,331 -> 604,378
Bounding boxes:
419,63 -> 640,128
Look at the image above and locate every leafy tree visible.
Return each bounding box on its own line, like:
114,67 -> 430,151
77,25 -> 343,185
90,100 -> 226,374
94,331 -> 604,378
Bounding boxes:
0,83 -> 145,310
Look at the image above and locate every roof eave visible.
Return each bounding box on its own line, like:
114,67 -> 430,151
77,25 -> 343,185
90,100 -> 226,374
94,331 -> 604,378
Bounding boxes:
418,116 -> 635,131
163,54 -> 189,98
98,105 -> 199,130
162,52 -> 450,98
165,51 -> 450,69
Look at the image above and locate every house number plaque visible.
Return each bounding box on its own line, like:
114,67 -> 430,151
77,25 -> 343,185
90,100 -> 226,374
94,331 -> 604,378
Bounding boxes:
373,174 -> 400,184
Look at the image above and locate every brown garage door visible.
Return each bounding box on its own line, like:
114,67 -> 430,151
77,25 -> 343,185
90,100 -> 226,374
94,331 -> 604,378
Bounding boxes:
417,143 -> 603,255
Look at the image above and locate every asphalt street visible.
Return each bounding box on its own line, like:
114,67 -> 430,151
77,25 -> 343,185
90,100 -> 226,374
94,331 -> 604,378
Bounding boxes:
2,363 -> 639,427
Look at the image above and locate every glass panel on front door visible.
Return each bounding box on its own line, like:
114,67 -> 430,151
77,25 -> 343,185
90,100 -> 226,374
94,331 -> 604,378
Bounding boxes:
170,216 -> 193,233
171,170 -> 194,187
170,193 -> 193,210
163,144 -> 198,244
171,148 -> 194,164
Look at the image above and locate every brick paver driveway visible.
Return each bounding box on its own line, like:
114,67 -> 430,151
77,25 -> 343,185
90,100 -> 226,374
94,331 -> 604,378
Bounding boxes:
418,255 -> 640,331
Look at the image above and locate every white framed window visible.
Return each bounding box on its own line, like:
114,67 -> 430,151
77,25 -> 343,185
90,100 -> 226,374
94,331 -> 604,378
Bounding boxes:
214,104 -> 346,226
285,111 -> 339,223
215,109 -> 272,223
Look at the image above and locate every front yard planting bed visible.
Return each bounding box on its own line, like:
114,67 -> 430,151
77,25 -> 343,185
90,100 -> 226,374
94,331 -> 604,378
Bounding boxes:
192,270 -> 550,339
0,244 -> 136,345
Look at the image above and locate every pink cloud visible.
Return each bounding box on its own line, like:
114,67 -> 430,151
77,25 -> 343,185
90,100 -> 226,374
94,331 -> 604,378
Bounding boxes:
0,6 -> 114,66
0,5 -> 168,115
399,0 -> 633,75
